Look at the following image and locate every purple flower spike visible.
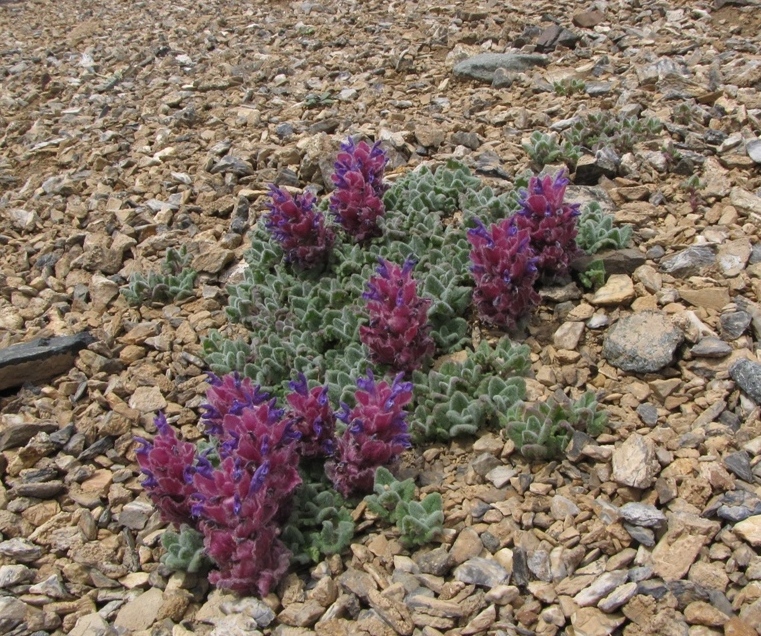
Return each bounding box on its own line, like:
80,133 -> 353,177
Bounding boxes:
201,373 -> 269,436
285,373 -> 336,459
330,138 -> 389,242
326,370 -> 413,497
468,218 -> 541,330
135,413 -> 197,526
265,184 -> 335,269
140,373 -> 304,597
511,171 -> 581,279
360,258 -> 434,373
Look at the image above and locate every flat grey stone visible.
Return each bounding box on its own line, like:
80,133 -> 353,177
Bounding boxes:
0,597 -> 28,633
454,557 -> 509,588
619,502 -> 666,527
636,403 -> 659,426
0,420 -> 58,451
453,53 -> 549,82
730,358 -> 761,404
721,311 -> 751,339
603,311 -> 683,372
747,139 -> 761,164
0,332 -> 95,391
414,546 -> 451,576
659,245 -> 716,277
624,523 -> 655,546
0,564 -> 33,588
571,249 -> 645,276
724,451 -> 755,483
691,336 -> 732,358
209,155 -> 254,176
0,537 -> 43,563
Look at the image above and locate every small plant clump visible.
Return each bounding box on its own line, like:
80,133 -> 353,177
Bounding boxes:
579,260 -> 606,290
365,467 -> 444,547
502,390 -> 608,460
682,174 -> 705,213
161,526 -> 212,573
564,112 -> 663,156
121,246 -> 197,307
523,131 -> 581,171
410,338 -> 529,442
137,364 -> 422,594
283,482 -> 355,564
553,78 -> 586,96
575,201 -> 632,254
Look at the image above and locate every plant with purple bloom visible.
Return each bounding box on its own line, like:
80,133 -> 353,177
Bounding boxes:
330,138 -> 388,242
285,373 -> 336,458
135,373 -> 302,597
201,372 -> 270,436
510,171 -> 581,279
326,370 -> 412,497
265,184 -> 335,269
360,257 -> 434,373
191,396 -> 301,595
135,413 -> 197,526
468,218 -> 540,330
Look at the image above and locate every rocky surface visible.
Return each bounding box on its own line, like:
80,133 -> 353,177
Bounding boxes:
1,0 -> 761,635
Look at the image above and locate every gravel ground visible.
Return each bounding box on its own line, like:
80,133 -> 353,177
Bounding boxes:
1,0 -> 761,635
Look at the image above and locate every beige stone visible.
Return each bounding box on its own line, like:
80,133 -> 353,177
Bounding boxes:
114,588 -> 164,631
652,530 -> 706,581
679,287 -> 730,311
734,515 -> 761,547
684,601 -> 728,626
591,275 -> 635,306
571,607 -> 625,636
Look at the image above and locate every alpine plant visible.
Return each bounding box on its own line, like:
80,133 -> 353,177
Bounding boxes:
265,184 -> 335,269
330,138 -> 388,242
360,257 -> 435,373
135,413 -> 197,527
468,219 -> 540,330
511,171 -> 581,279
326,370 -> 413,497
285,373 -> 336,458
136,374 -> 302,596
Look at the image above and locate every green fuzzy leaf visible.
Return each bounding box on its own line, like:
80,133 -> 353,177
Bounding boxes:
160,526 -> 212,573
502,391 -> 608,460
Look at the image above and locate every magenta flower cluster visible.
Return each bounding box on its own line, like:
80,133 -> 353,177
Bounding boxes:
360,257 -> 434,373
511,171 -> 581,279
136,370 -> 412,595
468,171 -> 580,328
285,373 -> 336,458
330,139 -> 388,242
468,219 -> 540,330
265,185 -> 335,269
326,370 -> 412,497
137,374 -> 301,596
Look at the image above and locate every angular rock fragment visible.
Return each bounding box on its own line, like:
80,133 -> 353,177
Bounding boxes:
0,332 -> 95,391
603,311 -> 683,372
730,359 -> 761,404
453,53 -> 549,82
612,434 -> 658,489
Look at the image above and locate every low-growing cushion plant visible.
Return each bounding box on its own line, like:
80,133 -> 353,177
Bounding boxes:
134,135 -> 628,598
502,390 -> 608,461
122,246 -> 197,307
